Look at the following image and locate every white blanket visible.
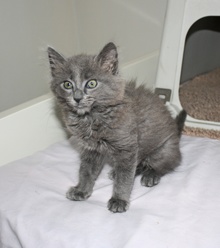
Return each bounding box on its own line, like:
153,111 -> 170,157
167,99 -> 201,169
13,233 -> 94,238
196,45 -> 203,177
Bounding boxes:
0,135 -> 220,248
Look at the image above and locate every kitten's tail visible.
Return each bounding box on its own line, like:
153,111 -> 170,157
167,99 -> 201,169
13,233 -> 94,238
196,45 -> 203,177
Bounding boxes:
175,110 -> 187,136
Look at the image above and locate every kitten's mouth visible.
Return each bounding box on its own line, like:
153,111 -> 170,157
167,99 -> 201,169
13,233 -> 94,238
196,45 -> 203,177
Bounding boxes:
74,104 -> 91,115
73,102 -> 84,108
76,105 -> 84,109
76,108 -> 88,115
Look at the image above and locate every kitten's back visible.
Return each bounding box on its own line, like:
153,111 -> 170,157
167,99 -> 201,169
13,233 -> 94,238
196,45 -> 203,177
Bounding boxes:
125,81 -> 179,154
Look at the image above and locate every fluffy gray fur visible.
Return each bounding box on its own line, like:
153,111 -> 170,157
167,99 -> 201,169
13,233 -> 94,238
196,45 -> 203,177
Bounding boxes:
48,43 -> 186,213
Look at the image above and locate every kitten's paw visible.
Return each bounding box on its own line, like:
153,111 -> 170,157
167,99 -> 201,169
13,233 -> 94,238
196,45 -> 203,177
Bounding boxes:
141,171 -> 161,187
107,197 -> 129,213
66,187 -> 91,201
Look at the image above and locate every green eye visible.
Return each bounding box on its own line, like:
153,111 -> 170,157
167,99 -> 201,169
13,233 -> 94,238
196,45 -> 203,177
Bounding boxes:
86,79 -> 97,89
63,81 -> 73,89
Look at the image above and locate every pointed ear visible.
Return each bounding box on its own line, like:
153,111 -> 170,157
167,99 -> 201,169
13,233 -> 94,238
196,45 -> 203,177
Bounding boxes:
96,42 -> 118,75
47,47 -> 66,77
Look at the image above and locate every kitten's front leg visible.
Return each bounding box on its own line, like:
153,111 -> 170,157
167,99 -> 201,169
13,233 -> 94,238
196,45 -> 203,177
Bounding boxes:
66,150 -> 104,201
108,151 -> 137,213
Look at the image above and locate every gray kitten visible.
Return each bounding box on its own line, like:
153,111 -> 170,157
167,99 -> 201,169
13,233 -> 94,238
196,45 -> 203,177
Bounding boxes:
48,43 -> 186,213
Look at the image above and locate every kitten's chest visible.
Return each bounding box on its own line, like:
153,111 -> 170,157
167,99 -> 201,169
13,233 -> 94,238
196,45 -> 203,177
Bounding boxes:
66,113 -> 109,151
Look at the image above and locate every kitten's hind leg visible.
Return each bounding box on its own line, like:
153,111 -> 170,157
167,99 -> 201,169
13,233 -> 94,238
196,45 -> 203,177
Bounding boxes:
140,137 -> 181,187
108,169 -> 116,180
135,162 -> 144,176
141,166 -> 161,187
66,150 -> 104,201
136,160 -> 161,187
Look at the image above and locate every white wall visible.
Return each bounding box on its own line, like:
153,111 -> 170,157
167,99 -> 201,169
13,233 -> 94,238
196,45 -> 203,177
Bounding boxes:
0,0 -> 167,112
0,0 -> 79,112
75,0 -> 167,87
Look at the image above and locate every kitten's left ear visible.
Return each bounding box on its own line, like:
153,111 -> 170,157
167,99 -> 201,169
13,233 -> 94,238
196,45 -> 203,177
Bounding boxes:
96,42 -> 118,75
47,47 -> 66,77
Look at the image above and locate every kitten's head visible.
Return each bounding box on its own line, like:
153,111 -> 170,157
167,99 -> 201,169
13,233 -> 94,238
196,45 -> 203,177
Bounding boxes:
48,43 -> 125,115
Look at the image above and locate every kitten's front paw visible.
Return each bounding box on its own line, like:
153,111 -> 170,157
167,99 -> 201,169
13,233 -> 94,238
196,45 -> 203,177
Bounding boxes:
107,197 -> 129,213
66,187 -> 91,201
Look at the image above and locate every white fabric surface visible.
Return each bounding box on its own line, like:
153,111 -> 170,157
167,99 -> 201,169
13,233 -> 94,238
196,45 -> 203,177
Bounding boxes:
0,135 -> 220,248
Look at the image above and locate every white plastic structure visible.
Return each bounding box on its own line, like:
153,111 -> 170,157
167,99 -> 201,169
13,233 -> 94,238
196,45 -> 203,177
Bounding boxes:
156,0 -> 220,130
0,94 -> 67,166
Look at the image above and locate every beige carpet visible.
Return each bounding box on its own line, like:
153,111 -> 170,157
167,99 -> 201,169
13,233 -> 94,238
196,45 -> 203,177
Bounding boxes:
179,68 -> 220,140
183,126 -> 220,140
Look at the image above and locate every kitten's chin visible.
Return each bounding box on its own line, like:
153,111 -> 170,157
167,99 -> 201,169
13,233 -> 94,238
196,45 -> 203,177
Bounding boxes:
76,107 -> 91,116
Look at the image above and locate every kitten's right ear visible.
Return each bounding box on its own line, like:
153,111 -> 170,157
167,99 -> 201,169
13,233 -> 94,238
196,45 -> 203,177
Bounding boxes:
47,47 -> 66,77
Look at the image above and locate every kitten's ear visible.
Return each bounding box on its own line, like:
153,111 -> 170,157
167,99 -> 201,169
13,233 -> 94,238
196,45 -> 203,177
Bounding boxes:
47,47 -> 66,77
96,42 -> 118,75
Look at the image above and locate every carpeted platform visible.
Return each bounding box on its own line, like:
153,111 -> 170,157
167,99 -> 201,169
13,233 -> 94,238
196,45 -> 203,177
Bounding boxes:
179,67 -> 220,140
183,126 -> 220,140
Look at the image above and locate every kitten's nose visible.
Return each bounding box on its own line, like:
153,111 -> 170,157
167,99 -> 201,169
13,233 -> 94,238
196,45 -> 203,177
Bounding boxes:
74,90 -> 83,103
74,97 -> 81,103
